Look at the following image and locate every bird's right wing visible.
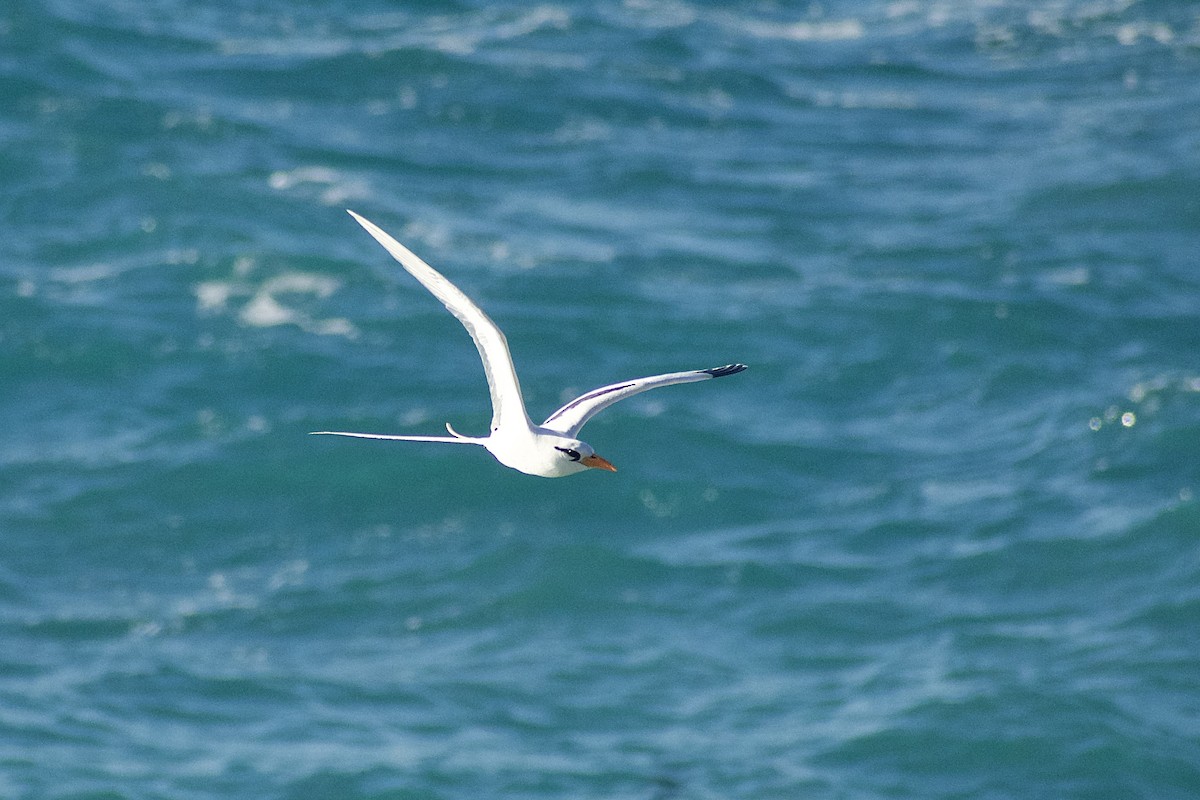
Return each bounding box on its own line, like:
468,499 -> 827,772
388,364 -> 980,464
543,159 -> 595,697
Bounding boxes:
541,364 -> 746,437
347,211 -> 532,435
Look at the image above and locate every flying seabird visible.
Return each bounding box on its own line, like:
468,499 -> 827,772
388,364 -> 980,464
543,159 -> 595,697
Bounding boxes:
312,211 -> 746,477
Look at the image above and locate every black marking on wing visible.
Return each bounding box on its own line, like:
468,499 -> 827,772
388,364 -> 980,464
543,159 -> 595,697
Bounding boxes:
702,363 -> 748,378
543,381 -> 636,424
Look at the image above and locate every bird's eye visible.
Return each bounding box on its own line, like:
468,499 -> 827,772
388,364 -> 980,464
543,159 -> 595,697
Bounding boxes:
555,446 -> 581,461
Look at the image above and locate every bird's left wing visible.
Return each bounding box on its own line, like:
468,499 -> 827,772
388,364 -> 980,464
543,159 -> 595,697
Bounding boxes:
541,364 -> 746,437
347,211 -> 532,435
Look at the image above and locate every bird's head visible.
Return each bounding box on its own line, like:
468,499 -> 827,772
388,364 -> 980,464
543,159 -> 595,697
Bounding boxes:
553,439 -> 616,473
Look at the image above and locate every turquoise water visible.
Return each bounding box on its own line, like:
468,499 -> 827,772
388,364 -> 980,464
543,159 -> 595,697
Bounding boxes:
3,1 -> 1200,797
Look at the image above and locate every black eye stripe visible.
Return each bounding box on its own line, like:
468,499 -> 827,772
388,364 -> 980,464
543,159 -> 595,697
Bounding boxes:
555,446 -> 582,461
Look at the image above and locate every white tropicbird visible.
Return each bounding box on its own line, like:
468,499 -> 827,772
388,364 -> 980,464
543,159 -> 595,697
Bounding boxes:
311,210 -> 746,477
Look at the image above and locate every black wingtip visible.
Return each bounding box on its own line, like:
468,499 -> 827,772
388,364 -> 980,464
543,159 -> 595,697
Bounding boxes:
702,363 -> 748,378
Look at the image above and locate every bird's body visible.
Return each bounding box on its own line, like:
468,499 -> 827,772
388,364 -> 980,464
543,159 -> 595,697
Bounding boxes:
312,211 -> 746,477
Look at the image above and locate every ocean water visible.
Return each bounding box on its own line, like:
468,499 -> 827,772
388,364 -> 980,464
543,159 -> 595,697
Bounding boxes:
3,0 -> 1200,797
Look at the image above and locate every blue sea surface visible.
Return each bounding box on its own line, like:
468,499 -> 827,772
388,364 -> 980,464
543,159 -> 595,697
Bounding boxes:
3,1 -> 1200,797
